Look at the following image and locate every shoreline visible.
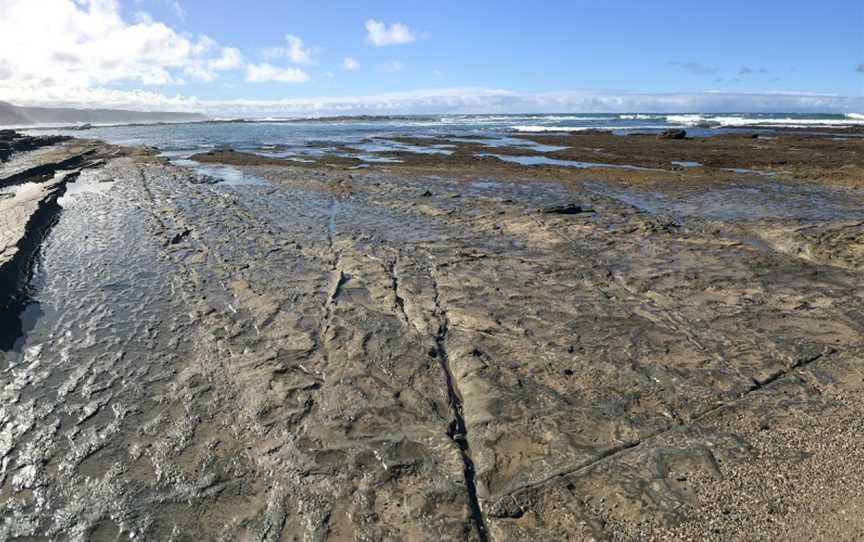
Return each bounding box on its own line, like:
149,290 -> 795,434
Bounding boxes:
9,112 -> 864,135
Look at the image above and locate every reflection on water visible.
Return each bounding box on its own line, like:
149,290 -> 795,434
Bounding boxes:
171,159 -> 270,185
8,301 -> 44,354
58,168 -> 115,207
350,140 -> 454,155
477,153 -> 652,170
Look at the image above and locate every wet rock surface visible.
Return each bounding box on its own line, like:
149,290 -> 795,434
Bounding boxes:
0,135 -> 120,349
1,132 -> 863,541
0,130 -> 69,163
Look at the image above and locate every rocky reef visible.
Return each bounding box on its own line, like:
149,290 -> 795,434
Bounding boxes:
0,132 -> 119,348
0,129 -> 862,541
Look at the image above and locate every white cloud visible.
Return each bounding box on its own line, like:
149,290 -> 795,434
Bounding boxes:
193,88 -> 864,118
365,19 -> 416,46
343,57 -> 360,71
1,74 -> 862,116
0,0 -> 244,90
208,47 -> 244,71
2,85 -> 863,116
323,71 -> 335,79
263,34 -> 313,64
171,1 -> 185,20
183,65 -> 217,83
245,63 -> 311,83
183,45 -> 244,82
379,61 -> 404,73
284,35 -> 313,64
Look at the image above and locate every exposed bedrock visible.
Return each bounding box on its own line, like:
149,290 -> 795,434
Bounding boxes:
0,131 -> 863,541
0,132 -> 119,348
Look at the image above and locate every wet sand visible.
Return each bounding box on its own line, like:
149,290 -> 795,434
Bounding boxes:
1,129 -> 863,541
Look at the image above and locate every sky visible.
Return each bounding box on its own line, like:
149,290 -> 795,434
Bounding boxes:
0,0 -> 862,116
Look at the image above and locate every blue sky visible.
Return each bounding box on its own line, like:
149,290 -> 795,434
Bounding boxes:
135,0 -> 864,99
0,0 -> 862,114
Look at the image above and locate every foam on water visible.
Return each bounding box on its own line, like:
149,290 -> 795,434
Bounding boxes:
510,126 -> 607,133
29,112 -> 863,162
619,114 -> 663,120
510,124 -> 671,133
477,153 -> 652,170
668,114 -> 864,128
172,159 -> 270,185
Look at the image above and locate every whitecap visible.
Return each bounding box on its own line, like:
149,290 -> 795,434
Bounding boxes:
510,125 -> 600,133
619,114 -> 659,120
668,114 -> 864,128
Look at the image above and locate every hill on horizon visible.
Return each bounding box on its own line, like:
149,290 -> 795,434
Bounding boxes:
0,101 -> 207,126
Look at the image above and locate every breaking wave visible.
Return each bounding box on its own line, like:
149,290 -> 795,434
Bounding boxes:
618,114 -> 663,120
510,125 -> 605,133
667,114 -> 864,128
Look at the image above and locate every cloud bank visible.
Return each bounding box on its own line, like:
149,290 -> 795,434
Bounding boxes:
209,89 -> 864,117
1,86 -> 862,117
0,0 -> 244,88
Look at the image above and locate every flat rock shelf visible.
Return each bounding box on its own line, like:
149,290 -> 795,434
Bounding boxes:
1,130 -> 863,541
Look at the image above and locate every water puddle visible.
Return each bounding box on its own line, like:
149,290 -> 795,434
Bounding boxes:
59,169 -> 115,207
478,153 -> 652,170
353,154 -> 403,163
449,136 -> 569,153
721,167 -> 777,177
256,146 -> 334,159
7,299 -> 44,353
172,159 -> 269,186
284,156 -> 317,163
352,140 -> 454,155
672,161 -> 702,168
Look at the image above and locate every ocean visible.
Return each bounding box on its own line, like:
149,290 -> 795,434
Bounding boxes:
24,112 -> 864,169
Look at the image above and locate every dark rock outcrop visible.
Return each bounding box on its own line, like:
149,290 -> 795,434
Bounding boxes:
658,128 -> 687,140
538,203 -> 596,215
0,130 -> 69,162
